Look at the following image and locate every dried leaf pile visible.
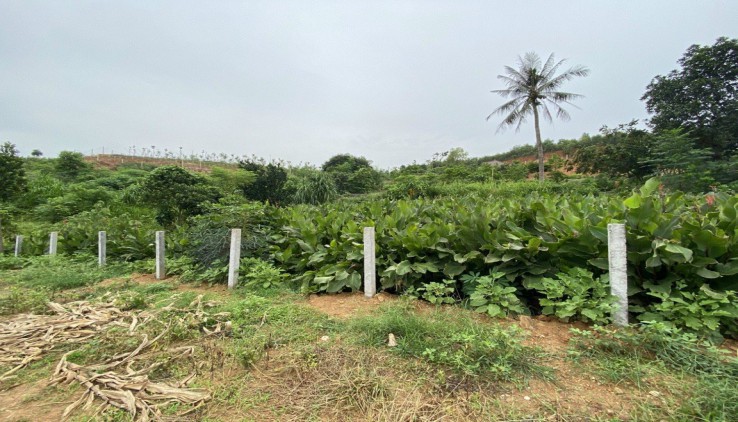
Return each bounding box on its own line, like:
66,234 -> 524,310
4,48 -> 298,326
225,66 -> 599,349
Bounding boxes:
0,300 -> 140,381
1,294 -> 231,421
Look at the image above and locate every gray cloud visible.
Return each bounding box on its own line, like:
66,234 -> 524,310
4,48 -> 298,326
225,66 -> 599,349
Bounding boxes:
1,1 -> 737,168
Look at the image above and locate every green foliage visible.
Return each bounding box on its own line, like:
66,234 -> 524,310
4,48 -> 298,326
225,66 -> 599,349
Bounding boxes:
0,286 -> 50,315
271,179 -> 738,337
55,151 -> 91,181
238,159 -> 289,204
321,154 -> 382,194
641,129 -> 723,192
498,162 -> 529,181
132,166 -> 220,226
569,324 -> 738,420
349,302 -> 546,379
112,290 -> 148,310
525,268 -> 615,323
385,174 -> 440,199
415,279 -> 456,305
35,182 -> 114,222
14,172 -> 66,209
55,205 -> 158,261
638,283 -> 738,338
0,142 -> 27,201
208,166 -> 256,195
184,201 -> 275,268
643,37 -> 738,157
240,257 -> 287,289
573,121 -> 655,179
464,272 -> 527,317
287,169 -> 338,205
3,256 -> 131,291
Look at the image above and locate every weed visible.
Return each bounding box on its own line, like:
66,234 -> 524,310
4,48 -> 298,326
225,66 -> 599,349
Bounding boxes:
0,286 -> 51,315
569,324 -> 738,420
349,300 -> 548,381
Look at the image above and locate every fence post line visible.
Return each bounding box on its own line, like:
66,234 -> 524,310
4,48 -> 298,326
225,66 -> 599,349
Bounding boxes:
155,231 -> 166,280
363,227 -> 376,298
608,223 -> 628,327
227,228 -> 242,290
98,231 -> 106,266
14,235 -> 23,257
49,232 -> 58,255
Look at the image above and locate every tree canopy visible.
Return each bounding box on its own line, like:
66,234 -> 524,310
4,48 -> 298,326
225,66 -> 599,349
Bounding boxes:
642,37 -> 738,157
134,166 -> 220,226
0,142 -> 27,202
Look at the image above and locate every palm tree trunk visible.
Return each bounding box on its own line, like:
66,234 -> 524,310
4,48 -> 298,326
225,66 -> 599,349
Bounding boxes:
532,105 -> 545,182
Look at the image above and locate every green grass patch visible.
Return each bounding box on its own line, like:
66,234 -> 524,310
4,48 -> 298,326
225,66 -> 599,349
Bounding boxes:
348,300 -> 549,381
569,325 -> 738,421
1,255 -> 132,292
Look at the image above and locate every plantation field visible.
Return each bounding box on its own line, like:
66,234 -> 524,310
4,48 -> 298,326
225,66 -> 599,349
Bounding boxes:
1,257 -> 738,421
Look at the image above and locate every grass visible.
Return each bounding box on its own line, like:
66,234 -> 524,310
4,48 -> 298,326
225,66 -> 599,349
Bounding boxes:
348,299 -> 550,382
2,258 -> 738,420
569,325 -> 738,421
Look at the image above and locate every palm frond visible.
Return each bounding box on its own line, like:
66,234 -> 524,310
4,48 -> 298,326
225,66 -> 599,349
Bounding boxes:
489,51 -> 588,132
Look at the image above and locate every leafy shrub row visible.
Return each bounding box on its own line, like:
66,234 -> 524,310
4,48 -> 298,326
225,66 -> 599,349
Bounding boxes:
270,179 -> 738,337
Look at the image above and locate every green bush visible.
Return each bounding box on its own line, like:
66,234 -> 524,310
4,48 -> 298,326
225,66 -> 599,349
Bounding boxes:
463,271 -> 527,317
525,268 -> 615,323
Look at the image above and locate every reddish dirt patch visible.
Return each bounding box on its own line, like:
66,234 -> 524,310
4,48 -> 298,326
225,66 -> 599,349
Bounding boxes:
306,292 -> 398,318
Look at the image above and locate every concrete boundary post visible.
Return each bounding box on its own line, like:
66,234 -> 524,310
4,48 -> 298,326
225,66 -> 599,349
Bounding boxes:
363,227 -> 376,298
608,223 -> 628,327
155,231 -> 166,280
227,228 -> 242,290
98,231 -> 106,266
49,232 -> 58,255
14,235 -> 22,257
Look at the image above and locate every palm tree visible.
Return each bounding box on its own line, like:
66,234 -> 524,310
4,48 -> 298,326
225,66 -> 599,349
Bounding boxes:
488,52 -> 589,181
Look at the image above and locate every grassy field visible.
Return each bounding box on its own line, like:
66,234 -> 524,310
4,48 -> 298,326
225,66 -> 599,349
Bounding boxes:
1,256 -> 737,421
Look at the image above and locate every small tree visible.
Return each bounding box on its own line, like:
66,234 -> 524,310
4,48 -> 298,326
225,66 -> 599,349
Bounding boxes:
640,130 -> 717,192
135,166 -> 221,226
0,142 -> 27,201
238,159 -> 289,204
31,149 -> 43,157
56,151 -> 91,181
321,154 -> 381,194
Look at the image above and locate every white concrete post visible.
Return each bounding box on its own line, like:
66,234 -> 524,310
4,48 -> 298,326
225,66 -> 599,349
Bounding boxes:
363,227 -> 376,298
49,232 -> 58,255
98,231 -> 106,266
227,229 -> 242,289
155,231 -> 166,280
14,235 -> 22,257
608,223 -> 628,327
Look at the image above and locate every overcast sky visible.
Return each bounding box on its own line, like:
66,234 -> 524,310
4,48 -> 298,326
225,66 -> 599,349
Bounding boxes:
1,1 -> 737,168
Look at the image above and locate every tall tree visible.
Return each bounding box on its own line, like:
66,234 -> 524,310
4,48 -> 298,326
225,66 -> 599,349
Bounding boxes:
642,37 -> 738,157
488,52 -> 589,181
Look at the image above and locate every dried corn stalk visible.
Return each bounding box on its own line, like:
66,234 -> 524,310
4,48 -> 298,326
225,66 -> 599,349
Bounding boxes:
0,300 -> 153,381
